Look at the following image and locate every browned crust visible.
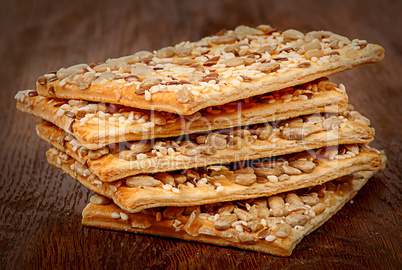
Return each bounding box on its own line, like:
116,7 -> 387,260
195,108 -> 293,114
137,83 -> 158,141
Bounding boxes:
46,147 -> 384,213
17,86 -> 347,149
35,27 -> 384,115
37,115 -> 375,182
81,170 -> 378,256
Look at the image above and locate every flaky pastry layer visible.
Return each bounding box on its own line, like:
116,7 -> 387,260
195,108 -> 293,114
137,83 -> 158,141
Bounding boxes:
17,78 -> 347,149
46,146 -> 384,213
35,25 -> 384,115
82,170 -> 379,256
37,109 -> 375,182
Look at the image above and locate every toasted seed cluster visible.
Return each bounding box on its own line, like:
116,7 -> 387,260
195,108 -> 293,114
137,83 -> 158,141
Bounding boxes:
36,25 -> 368,102
91,171 -> 364,245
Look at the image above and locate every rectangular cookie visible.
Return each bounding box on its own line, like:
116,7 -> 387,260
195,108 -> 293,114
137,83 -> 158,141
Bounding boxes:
17,78 -> 347,149
37,107 -> 374,182
46,145 -> 385,213
35,25 -> 384,115
82,169 -> 380,256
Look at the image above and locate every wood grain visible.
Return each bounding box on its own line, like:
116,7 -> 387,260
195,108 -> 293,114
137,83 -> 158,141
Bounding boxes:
1,0 -> 401,269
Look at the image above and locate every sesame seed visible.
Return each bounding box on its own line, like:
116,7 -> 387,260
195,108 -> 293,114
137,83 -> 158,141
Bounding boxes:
283,98 -> 292,103
120,212 -> 129,220
298,94 -> 308,100
144,90 -> 151,101
111,212 -> 120,219
94,180 -> 103,185
83,169 -> 91,176
59,79 -> 67,86
235,225 -> 243,232
267,175 -> 278,183
216,186 -> 224,192
172,187 -> 180,194
56,109 -> 65,117
159,147 -> 168,155
265,235 -> 276,242
186,182 -> 195,188
156,212 -> 162,222
136,153 -> 147,160
167,148 -> 175,155
294,225 -> 304,230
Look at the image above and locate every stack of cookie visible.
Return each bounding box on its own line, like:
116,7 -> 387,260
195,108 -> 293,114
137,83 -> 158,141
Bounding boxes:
16,25 -> 386,256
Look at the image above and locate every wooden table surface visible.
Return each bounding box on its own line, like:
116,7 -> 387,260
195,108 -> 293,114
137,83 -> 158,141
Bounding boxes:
1,0 -> 401,269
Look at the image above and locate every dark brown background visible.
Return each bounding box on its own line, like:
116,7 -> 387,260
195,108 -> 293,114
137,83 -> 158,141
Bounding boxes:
1,0 -> 401,269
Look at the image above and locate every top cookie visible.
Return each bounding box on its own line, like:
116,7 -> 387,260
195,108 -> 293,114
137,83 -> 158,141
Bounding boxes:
36,25 -> 384,115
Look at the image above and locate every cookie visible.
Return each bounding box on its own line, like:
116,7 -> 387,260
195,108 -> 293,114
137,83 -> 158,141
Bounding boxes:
82,169 -> 380,256
46,145 -> 384,213
37,107 -> 374,182
35,26 -> 384,115
17,78 -> 347,149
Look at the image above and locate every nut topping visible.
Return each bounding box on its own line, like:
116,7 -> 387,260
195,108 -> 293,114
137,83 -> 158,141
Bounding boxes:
154,172 -> 175,186
322,116 -> 342,131
37,76 -> 47,85
256,125 -> 273,140
227,136 -> 243,150
88,147 -> 109,160
289,160 -> 316,173
234,25 -> 263,39
280,122 -> 321,140
76,72 -> 96,90
140,78 -> 162,90
273,223 -> 292,238
162,207 -> 185,220
223,57 -> 246,67
233,208 -> 253,222
304,31 -> 323,42
282,29 -> 304,40
176,47 -> 192,57
311,203 -> 326,215
175,87 -> 194,104
131,63 -> 154,77
156,47 -> 176,58
90,194 -> 112,205
257,228 -> 271,240
255,62 -> 280,73
126,175 -> 163,188
256,44 -> 277,54
297,62 -> 311,68
205,133 -> 227,150
283,165 -> 302,175
211,35 -> 238,44
268,196 -> 288,217
214,214 -> 237,230
305,49 -> 323,60
234,173 -> 257,186
56,64 -> 88,80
